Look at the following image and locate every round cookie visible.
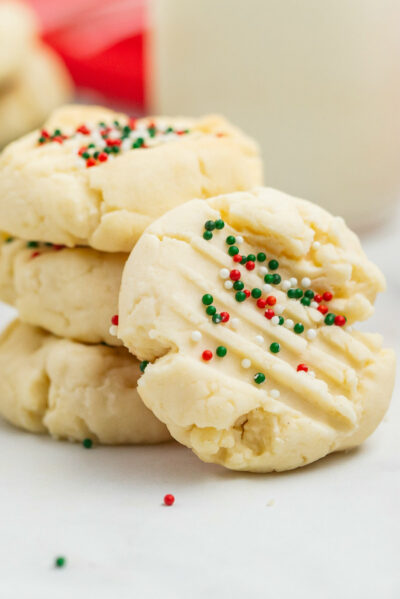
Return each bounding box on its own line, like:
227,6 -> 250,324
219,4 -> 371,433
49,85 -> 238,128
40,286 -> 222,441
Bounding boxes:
0,1 -> 37,84
0,43 -> 72,148
0,320 -> 171,444
118,187 -> 395,472
0,105 -> 262,252
0,235 -> 124,346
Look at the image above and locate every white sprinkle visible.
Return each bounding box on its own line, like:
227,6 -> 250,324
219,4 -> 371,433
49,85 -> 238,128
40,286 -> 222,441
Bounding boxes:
306,328 -> 317,340
75,158 -> 85,169
312,241 -> 321,249
224,280 -> 233,289
219,268 -> 230,279
263,284 -> 272,293
274,304 -> 284,315
191,330 -> 202,342
230,318 -> 240,330
148,329 -> 157,339
122,139 -> 132,152
290,277 -> 298,287
301,277 -> 311,288
255,335 -> 264,345
282,280 -> 291,291
310,301 -> 318,309
241,359 -> 251,369
309,371 -> 316,378
109,325 -> 118,336
236,236 -> 243,244
259,266 -> 268,276
285,319 -> 294,329
270,389 -> 280,399
346,325 -> 353,332
271,316 -> 280,325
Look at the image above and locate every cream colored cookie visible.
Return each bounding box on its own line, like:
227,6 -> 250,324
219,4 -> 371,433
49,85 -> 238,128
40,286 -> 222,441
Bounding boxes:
0,1 -> 37,84
0,104 -> 262,252
118,187 -> 395,472
0,235 -> 124,346
0,43 -> 72,148
0,320 -> 170,444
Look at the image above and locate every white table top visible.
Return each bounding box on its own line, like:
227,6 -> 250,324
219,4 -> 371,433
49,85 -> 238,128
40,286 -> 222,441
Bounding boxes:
0,211 -> 399,599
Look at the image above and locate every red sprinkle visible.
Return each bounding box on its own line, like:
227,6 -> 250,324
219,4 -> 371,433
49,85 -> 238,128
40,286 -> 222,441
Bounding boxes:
98,152 -> 108,162
176,130 -> 186,135
318,305 -> 329,315
314,294 -> 323,303
164,494 -> 175,506
297,363 -> 309,372
264,309 -> 275,320
244,289 -> 251,298
52,136 -> 63,144
233,254 -> 242,263
257,298 -> 267,309
334,315 -> 346,326
202,350 -> 213,361
41,129 -> 50,138
31,251 -> 40,259
220,312 -> 230,323
106,138 -> 122,147
53,244 -> 65,251
216,132 -> 226,137
111,314 -> 119,326
78,146 -> 87,156
266,296 -> 276,306
323,291 -> 333,302
230,269 -> 241,281
128,117 -> 137,129
245,261 -> 255,271
77,125 -> 90,135
86,158 -> 96,168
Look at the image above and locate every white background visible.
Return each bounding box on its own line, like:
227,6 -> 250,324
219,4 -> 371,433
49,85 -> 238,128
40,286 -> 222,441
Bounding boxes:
0,211 -> 398,599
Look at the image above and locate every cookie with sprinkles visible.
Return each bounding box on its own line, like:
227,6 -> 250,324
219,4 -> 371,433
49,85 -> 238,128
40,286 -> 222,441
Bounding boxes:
118,187 -> 395,472
0,104 -> 262,252
0,321 -> 171,445
0,235 -> 125,345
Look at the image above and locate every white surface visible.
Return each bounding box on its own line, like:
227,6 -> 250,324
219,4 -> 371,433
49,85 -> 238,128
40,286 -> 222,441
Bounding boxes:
0,213 -> 399,599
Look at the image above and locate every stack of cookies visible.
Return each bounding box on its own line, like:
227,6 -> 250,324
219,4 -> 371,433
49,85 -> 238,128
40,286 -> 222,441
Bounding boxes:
0,1 -> 72,148
0,104 -> 262,447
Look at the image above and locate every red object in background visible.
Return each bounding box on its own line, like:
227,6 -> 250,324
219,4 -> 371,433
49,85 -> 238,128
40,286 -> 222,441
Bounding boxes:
26,0 -> 147,108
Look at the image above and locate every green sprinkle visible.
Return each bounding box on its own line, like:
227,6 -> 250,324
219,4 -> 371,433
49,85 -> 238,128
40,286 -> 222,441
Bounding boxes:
148,127 -> 156,138
82,438 -> 92,449
257,252 -> 266,262
304,289 -> 315,299
270,342 -> 280,353
38,136 -> 46,143
93,151 -> 100,159
233,280 -> 244,291
251,288 -> 262,299
111,146 -> 120,153
104,146 -> 113,154
264,274 -> 274,284
240,256 -> 247,265
268,259 -> 279,270
203,231 -> 213,240
53,129 -> 62,136
216,345 -> 227,357
294,288 -> 303,299
215,219 -> 225,230
26,241 -> 39,248
226,235 -> 236,245
247,254 -> 256,262
113,120 -> 120,127
272,274 -> 281,285
235,291 -> 247,302
325,313 -> 336,325
278,316 -> 284,325
212,314 -> 222,324
55,556 -> 66,568
206,305 -> 216,315
82,151 -> 90,159
140,360 -> 149,372
294,323 -> 304,334
5,237 -> 14,243
88,143 -> 95,149
301,297 -> 311,306
204,220 -> 216,231
132,137 -> 144,149
254,372 -> 265,384
202,294 -> 213,305
287,289 -> 297,299
228,246 -> 239,256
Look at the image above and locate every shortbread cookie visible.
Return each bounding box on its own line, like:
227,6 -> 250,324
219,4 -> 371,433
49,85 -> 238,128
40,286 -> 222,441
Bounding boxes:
0,105 -> 262,252
0,235 -> 124,346
0,321 -> 170,444
118,187 -> 395,472
0,43 -> 72,148
0,1 -> 37,84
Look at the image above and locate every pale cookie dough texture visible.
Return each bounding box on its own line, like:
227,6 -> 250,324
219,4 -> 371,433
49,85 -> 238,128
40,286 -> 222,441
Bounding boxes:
0,105 -> 262,252
0,1 -> 37,84
0,321 -> 170,444
0,43 -> 73,148
0,235 -> 125,346
118,187 -> 396,472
